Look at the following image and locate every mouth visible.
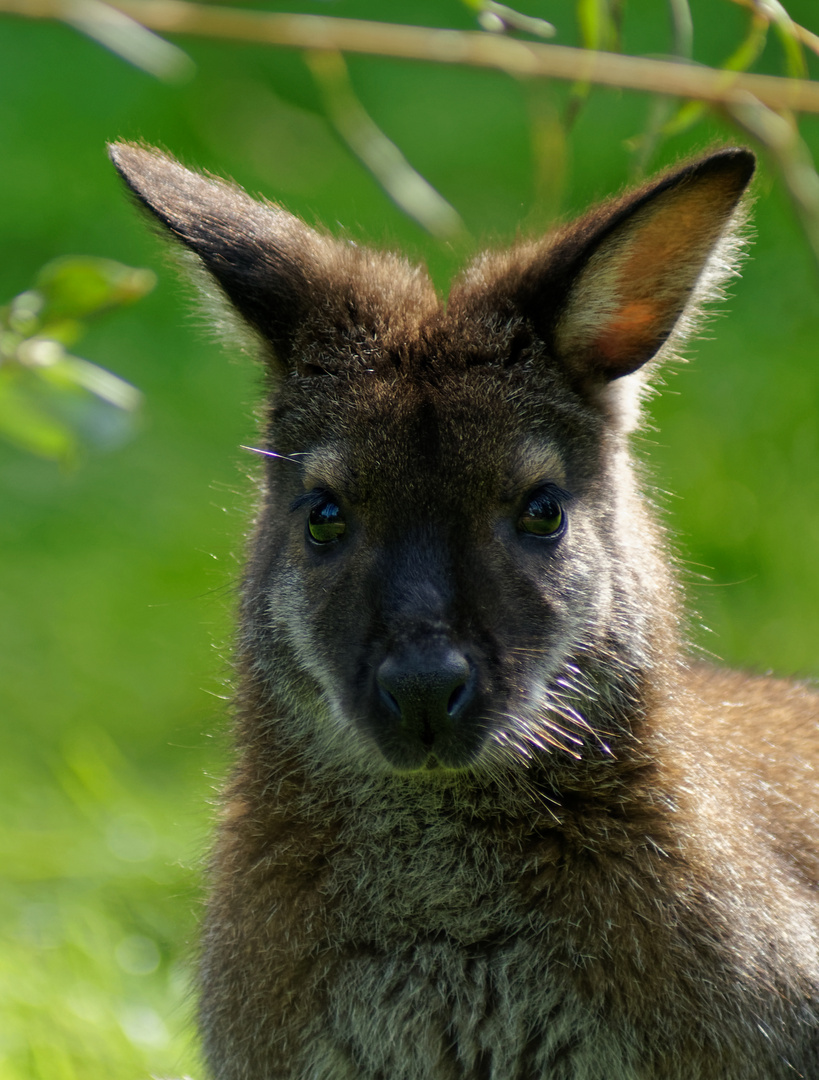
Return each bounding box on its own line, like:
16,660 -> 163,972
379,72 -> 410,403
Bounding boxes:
362,718 -> 490,773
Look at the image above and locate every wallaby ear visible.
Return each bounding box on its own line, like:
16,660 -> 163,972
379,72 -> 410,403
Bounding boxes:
109,142 -> 442,374
108,142 -> 329,362
553,148 -> 755,378
453,148 -> 755,382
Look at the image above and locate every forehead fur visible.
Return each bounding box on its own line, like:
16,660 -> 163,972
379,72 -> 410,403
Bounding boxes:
285,250 -> 539,380
269,232 -> 605,472
285,242 -> 441,377
267,321 -> 602,502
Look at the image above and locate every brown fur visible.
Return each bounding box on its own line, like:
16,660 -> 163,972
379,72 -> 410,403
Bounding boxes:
110,142 -> 819,1079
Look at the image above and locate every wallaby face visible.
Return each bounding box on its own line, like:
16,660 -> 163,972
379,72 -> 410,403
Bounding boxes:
111,144 -> 819,1080
243,339 -> 654,777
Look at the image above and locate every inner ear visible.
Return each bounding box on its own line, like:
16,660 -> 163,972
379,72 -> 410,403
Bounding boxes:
553,149 -> 755,379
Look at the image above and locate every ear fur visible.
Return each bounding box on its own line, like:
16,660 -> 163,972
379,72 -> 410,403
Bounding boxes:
108,142 -> 439,371
108,142 -> 328,360
110,143 -> 754,388
451,148 -> 755,382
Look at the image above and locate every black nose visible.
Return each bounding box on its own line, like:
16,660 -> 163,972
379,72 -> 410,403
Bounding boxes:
376,646 -> 474,746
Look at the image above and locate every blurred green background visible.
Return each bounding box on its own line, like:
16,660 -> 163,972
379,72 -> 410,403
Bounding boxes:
1,1 -> 818,1076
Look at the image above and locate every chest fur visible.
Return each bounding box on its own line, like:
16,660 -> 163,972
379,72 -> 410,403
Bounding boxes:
203,779 -> 799,1080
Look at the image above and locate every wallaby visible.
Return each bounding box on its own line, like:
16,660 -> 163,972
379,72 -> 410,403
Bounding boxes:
110,142 -> 819,1080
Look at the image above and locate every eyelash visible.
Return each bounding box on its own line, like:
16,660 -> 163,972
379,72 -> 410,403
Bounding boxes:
290,490 -> 327,514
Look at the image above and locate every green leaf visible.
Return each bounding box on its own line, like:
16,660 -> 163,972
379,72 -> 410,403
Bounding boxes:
0,360 -> 140,463
6,290 -> 44,336
35,257 -> 156,330
0,369 -> 76,462
576,0 -> 620,52
0,256 -> 151,462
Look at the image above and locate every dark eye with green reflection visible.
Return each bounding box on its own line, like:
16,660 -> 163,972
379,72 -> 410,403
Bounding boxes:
307,498 -> 346,544
517,487 -> 566,539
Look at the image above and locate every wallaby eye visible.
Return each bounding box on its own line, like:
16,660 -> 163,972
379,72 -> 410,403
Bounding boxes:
517,487 -> 566,539
307,498 -> 346,545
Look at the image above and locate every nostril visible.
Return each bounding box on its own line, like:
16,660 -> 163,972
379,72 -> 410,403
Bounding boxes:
378,685 -> 402,717
446,681 -> 468,718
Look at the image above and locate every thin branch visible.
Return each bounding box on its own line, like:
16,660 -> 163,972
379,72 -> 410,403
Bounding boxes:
61,0 -> 193,80
668,0 -> 694,60
305,50 -> 465,239
5,0 -> 819,114
474,2 -> 556,39
729,0 -> 819,57
728,98 -> 819,271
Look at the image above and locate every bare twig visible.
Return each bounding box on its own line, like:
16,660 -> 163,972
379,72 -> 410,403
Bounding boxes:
60,0 -> 193,80
630,0 -> 695,174
473,1 -> 556,39
728,0 -> 819,58
305,50 -> 465,239
668,0 -> 694,60
4,0 -> 819,114
728,98 -> 819,270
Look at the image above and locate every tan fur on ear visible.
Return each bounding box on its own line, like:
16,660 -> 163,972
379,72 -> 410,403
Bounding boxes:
555,153 -> 754,377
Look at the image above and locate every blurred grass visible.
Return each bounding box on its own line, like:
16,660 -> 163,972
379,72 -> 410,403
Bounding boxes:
1,1 -> 819,1077
1,731 -> 201,1078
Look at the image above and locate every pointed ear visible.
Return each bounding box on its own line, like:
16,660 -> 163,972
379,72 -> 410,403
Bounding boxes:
453,148 -> 755,382
554,148 -> 755,378
108,142 -> 329,362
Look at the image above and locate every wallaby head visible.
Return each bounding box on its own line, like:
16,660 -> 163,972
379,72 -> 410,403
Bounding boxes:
110,144 -> 751,779
110,143 -> 819,1080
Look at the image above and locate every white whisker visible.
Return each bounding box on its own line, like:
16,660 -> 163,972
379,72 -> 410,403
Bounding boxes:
240,445 -> 306,464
